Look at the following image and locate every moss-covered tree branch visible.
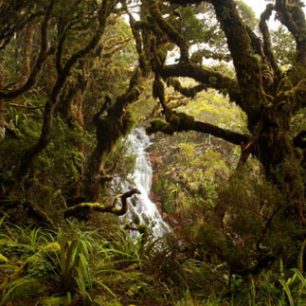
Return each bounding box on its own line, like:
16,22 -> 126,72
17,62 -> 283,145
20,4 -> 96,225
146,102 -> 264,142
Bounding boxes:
147,115 -> 249,146
85,68 -> 143,201
0,0 -> 55,100
161,62 -> 241,104
16,0 -> 113,179
275,0 -> 306,64
125,6 -> 149,74
146,0 -> 189,62
211,0 -> 267,126
191,49 -> 232,63
64,188 -> 140,219
259,4 -> 282,79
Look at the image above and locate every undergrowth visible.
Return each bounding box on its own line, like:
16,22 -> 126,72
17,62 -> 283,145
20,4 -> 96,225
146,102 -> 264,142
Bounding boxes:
0,216 -> 305,305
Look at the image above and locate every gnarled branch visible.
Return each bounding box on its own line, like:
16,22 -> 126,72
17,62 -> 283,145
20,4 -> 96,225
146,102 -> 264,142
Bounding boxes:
0,0 -> 55,100
161,62 -> 241,104
275,0 -> 306,64
191,49 -> 232,63
146,0 -> 189,62
147,114 -> 249,146
211,0 -> 266,126
64,188 -> 141,219
16,0 -> 113,179
259,4 -> 282,79
85,68 -> 143,201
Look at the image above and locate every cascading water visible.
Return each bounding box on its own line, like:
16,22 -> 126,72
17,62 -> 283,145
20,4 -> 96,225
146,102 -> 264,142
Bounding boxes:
112,128 -> 170,238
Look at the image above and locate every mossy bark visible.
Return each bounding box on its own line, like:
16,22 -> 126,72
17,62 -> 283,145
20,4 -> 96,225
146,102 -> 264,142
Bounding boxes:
85,70 -> 142,201
15,0 -> 111,180
64,188 -> 140,219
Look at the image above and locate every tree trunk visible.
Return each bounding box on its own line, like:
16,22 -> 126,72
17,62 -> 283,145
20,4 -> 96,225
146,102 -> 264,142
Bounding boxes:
256,113 -> 305,223
85,69 -> 142,201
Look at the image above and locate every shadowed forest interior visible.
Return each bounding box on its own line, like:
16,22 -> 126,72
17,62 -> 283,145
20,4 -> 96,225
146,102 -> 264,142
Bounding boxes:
0,0 -> 305,305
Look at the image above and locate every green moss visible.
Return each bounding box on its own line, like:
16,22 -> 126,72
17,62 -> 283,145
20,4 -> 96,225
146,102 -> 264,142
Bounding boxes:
146,119 -> 170,134
40,296 -> 70,306
208,76 -> 217,85
176,112 -> 195,127
251,54 -> 261,64
122,110 -> 136,136
288,63 -> 306,85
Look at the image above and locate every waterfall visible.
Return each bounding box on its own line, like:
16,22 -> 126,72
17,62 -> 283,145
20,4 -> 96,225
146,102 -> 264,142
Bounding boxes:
112,128 -> 170,238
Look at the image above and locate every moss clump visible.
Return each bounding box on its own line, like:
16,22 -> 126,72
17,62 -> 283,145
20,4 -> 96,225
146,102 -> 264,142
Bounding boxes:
175,112 -> 195,127
146,119 -> 172,134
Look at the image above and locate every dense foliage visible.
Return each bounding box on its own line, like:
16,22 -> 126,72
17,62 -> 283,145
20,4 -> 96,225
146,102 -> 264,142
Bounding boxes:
0,0 -> 305,304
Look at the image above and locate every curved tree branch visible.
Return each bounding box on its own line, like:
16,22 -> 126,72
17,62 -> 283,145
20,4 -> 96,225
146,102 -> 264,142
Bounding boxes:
161,62 -> 241,104
147,114 -> 249,146
146,0 -> 189,62
259,4 -> 282,79
275,0 -> 306,64
16,0 -> 113,179
85,68 -> 143,201
64,188 -> 141,219
0,0 -> 55,100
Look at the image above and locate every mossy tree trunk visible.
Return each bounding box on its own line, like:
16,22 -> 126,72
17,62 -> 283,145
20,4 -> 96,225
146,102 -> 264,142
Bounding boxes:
15,0 -> 114,180
141,0 -> 306,270
159,0 -> 306,223
85,69 -> 142,201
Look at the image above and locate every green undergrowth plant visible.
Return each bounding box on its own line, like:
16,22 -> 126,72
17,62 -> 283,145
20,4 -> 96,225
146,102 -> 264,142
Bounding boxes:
0,217 -> 305,305
278,268 -> 306,306
0,220 -> 170,305
53,229 -> 94,302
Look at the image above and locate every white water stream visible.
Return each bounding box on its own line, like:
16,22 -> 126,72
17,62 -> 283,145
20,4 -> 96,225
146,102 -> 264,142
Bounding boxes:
112,128 -> 170,238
